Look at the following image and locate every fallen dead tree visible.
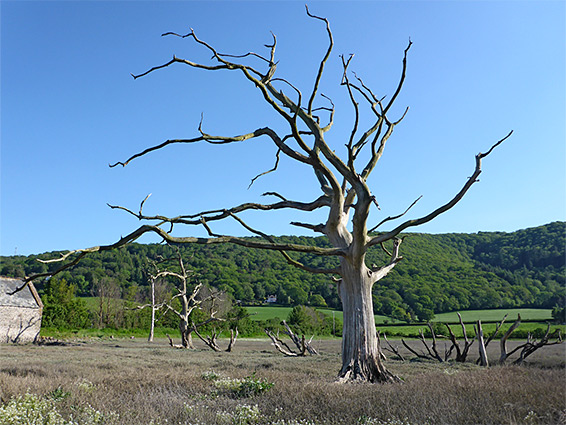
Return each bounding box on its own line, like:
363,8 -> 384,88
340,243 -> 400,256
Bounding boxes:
193,326 -> 239,352
380,332 -> 405,361
382,313 -> 562,366
265,320 -> 319,357
444,313 -> 474,362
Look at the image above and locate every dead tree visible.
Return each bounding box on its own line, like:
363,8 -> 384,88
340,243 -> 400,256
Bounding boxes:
445,313 -> 475,362
499,314 -> 522,364
474,314 -> 508,364
22,7 -> 511,383
475,320 -> 489,367
381,333 -> 405,362
265,320 -> 319,357
512,325 -> 563,365
282,320 -> 319,355
498,317 -> 563,365
148,272 -> 156,342
417,325 -> 444,362
135,250 -> 225,349
266,329 -> 305,357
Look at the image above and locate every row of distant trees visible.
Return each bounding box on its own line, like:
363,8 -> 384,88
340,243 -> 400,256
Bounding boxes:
39,276 -> 341,337
39,274 -> 564,340
3,223 -> 565,323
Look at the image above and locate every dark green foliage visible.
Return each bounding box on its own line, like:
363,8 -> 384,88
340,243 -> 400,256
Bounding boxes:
287,305 -> 341,336
1,222 -> 564,321
41,278 -> 91,329
552,305 -> 565,324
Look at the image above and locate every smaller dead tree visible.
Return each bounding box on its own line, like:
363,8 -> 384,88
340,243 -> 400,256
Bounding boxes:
513,325 -> 563,365
420,323 -> 444,362
380,332 -> 405,362
396,313 -> 562,366
474,314 -> 508,364
401,323 -> 446,362
144,273 -> 171,342
265,320 -> 319,357
498,316 -> 563,365
401,338 -> 430,361
135,249 -> 231,350
474,320 -> 489,367
189,286 -> 237,352
444,313 -> 474,363
499,314 -> 522,364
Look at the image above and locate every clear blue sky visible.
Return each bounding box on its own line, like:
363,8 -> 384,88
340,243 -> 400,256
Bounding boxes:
1,1 -> 564,256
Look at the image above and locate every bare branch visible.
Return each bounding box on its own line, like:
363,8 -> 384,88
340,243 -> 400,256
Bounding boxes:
369,196 -> 422,233
226,211 -> 341,275
401,339 -> 428,360
248,149 -> 281,189
290,221 -> 326,234
369,131 -> 513,247
370,238 -> 403,284
23,223 -> 348,285
109,190 -> 331,230
340,54 -> 361,170
382,333 -> 405,361
383,39 -> 412,115
499,314 -> 522,364
265,329 -> 300,357
305,5 -> 333,115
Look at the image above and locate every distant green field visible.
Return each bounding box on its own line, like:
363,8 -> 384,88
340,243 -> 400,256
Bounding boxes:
434,308 -> 552,323
376,322 -> 565,338
246,306 -> 406,324
245,306 -> 554,325
80,299 -> 553,325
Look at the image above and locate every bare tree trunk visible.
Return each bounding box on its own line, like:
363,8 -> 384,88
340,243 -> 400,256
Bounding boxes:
338,268 -> 399,383
382,333 -> 405,361
281,320 -> 318,355
266,329 -> 301,357
148,278 -> 155,343
226,328 -> 238,352
179,319 -> 194,349
475,320 -> 489,367
499,314 -> 521,364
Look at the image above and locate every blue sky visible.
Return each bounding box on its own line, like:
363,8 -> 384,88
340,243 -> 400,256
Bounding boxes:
1,1 -> 564,256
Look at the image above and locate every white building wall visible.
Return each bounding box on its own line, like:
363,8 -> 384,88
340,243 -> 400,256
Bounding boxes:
0,305 -> 42,343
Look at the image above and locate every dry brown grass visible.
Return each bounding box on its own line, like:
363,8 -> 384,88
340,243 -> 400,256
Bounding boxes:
0,337 -> 564,424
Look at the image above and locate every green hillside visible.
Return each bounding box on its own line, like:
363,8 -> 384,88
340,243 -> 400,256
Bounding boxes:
1,222 -> 564,321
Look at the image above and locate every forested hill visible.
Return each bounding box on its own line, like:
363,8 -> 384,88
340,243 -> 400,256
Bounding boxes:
1,222 -> 564,321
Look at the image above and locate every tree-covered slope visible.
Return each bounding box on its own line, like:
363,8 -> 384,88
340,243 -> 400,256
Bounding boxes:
1,222 -> 564,321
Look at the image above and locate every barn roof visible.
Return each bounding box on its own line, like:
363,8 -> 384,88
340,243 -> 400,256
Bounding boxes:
0,277 -> 43,309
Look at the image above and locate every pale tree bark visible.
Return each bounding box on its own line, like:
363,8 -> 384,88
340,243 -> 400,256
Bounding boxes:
445,313 -> 474,363
475,320 -> 489,367
265,320 -> 318,357
133,249 -> 225,349
23,6 -> 511,383
148,276 -> 155,342
499,314 -> 522,364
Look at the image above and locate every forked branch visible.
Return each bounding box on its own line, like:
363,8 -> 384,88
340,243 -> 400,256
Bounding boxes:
368,131 -> 513,247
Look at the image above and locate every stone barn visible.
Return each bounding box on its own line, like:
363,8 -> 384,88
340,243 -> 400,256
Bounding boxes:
0,276 -> 43,343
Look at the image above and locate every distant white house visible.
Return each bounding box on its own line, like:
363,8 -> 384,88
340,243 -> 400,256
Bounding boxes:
0,277 -> 43,343
265,295 -> 277,304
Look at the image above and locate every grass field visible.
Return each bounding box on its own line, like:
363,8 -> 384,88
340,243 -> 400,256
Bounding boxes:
434,308 -> 553,322
1,338 -> 564,424
376,321 -> 565,339
246,306 -> 554,324
246,306 -> 404,324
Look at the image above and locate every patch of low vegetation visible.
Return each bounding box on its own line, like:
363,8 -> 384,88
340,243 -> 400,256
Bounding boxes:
0,339 -> 564,424
0,392 -> 119,425
202,371 -> 274,398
